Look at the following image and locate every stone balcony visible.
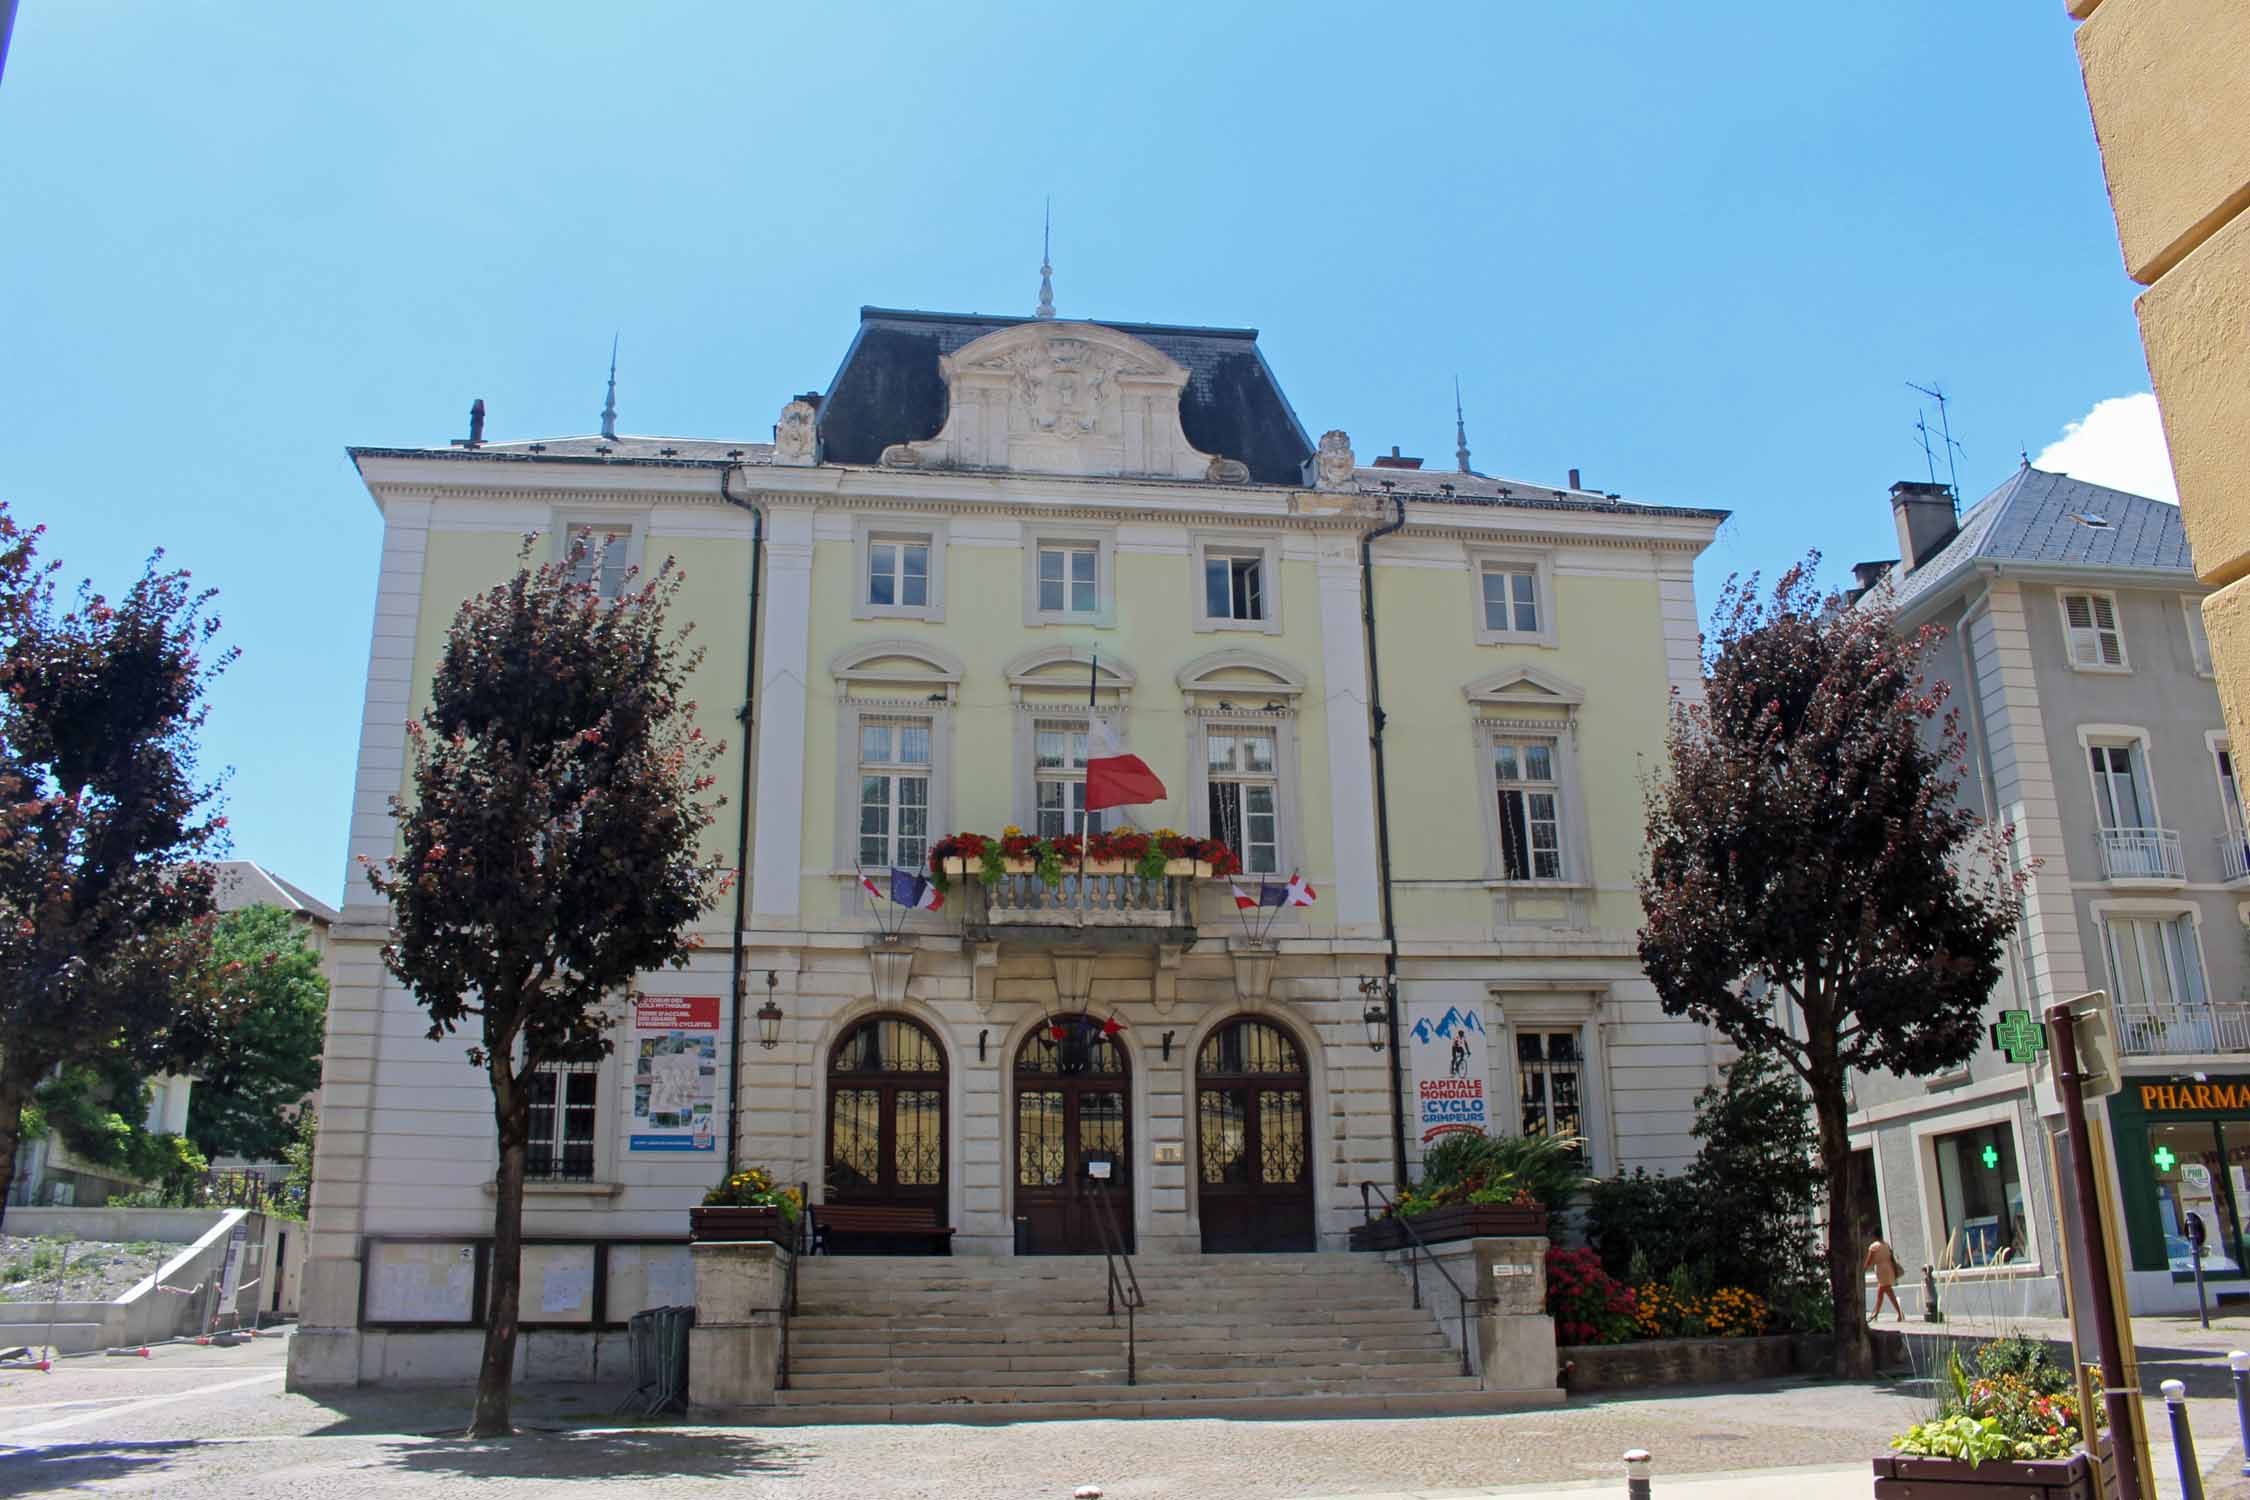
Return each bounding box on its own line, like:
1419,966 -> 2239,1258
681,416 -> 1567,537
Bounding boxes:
953,870 -> 1197,947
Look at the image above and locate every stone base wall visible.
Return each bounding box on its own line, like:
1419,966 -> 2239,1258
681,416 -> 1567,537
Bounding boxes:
1562,1328 -> 1911,1393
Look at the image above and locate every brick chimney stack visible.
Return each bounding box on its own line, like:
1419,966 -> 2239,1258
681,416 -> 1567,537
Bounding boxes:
1890,481 -> 1957,572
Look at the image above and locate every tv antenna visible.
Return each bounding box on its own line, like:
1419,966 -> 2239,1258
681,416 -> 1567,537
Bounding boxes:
1908,380 -> 1965,512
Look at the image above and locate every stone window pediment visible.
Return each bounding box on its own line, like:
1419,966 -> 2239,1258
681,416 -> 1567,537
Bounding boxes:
1004,645 -> 1137,708
1463,665 -> 1584,712
1177,649 -> 1307,715
831,640 -> 965,703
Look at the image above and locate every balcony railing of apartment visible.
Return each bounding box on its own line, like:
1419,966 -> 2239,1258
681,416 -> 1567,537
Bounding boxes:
2098,826 -> 2185,883
2220,833 -> 2250,885
962,872 -> 1192,936
2113,1000 -> 2250,1057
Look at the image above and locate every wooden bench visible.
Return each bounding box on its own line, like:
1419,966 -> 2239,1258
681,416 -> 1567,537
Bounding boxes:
809,1203 -> 956,1256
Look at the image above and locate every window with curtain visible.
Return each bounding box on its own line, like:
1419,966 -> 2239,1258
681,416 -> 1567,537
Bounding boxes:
1206,725 -> 1279,874
858,720 -> 931,871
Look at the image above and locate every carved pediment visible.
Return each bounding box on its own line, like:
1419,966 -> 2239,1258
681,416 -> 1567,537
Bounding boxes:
1004,644 -> 1136,706
1464,665 -> 1584,710
832,639 -> 965,701
1177,648 -> 1308,701
880,322 -> 1242,480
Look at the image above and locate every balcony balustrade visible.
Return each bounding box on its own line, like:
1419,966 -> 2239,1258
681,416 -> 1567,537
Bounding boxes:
2097,826 -> 2185,883
2112,1000 -> 2250,1057
953,870 -> 1196,944
2219,833 -> 2250,885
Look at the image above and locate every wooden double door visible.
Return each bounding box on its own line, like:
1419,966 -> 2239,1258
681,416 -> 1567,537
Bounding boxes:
825,1016 -> 947,1231
1196,1018 -> 1315,1253
1014,1016 -> 1133,1255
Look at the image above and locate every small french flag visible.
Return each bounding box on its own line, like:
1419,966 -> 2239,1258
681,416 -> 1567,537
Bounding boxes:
861,868 -> 943,911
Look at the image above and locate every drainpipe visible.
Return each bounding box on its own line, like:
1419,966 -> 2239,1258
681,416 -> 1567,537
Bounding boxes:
718,464 -> 765,1176
1360,491 -> 1410,1191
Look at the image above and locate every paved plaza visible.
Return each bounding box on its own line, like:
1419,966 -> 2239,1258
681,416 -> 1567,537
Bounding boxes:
1,1323 -> 2246,1499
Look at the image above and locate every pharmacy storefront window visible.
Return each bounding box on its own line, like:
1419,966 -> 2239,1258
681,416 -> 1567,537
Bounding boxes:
2108,1078 -> 2250,1280
1929,1122 -> 2028,1268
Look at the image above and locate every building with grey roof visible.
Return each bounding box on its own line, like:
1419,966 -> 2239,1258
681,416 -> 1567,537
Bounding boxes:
1845,465 -> 2238,1318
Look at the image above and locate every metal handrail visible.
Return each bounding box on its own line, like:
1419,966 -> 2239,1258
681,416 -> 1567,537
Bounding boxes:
1360,1180 -> 1485,1378
777,1180 -> 808,1391
1081,1175 -> 1144,1385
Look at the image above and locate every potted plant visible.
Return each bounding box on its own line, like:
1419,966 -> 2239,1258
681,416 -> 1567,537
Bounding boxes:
1874,1341 -> 2100,1497
689,1167 -> 803,1244
930,829 -> 1243,890
1350,1131 -> 1580,1249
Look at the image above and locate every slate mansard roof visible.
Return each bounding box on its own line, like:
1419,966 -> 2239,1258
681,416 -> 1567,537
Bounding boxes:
817,307 -> 1317,486
1872,465 -> 2197,618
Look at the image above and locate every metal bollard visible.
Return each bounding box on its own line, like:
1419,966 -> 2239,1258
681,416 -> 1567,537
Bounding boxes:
2163,1379 -> 2206,1500
2231,1351 -> 2250,1477
1922,1264 -> 1943,1323
1623,1448 -> 1651,1500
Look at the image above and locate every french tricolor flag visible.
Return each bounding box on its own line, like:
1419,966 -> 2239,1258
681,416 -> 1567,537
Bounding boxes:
860,868 -> 944,911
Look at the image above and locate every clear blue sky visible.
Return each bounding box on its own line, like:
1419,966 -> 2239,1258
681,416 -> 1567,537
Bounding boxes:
0,3 -> 2160,908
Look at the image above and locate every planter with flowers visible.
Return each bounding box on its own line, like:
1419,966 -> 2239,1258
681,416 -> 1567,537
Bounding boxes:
929,827 -> 1239,889
1875,1341 -> 2101,1498
689,1167 -> 803,1245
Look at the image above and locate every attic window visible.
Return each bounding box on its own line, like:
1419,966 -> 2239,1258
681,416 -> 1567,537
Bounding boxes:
2071,513 -> 2112,530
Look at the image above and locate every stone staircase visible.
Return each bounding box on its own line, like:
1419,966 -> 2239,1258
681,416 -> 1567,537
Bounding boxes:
765,1251 -> 1545,1423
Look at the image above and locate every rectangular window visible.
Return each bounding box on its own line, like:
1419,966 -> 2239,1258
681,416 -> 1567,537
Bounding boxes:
1037,545 -> 1099,615
1517,1030 -> 1584,1159
857,720 -> 932,871
2104,912 -> 2209,1012
867,538 -> 929,610
1034,720 -> 1101,839
1481,565 -> 1540,636
2063,591 -> 2125,668
566,525 -> 630,600
2148,1122 -> 2246,1274
1206,725 -> 1280,875
2186,598 -> 2215,676
2088,743 -> 2151,830
1203,553 -> 1265,623
1493,737 -> 1564,880
527,1063 -> 598,1181
1929,1121 -> 2026,1268
2219,746 -> 2246,835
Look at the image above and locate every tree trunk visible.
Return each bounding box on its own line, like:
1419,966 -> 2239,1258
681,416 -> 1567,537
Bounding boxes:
0,1072 -> 28,1239
1810,1070 -> 1873,1378
469,1059 -> 529,1438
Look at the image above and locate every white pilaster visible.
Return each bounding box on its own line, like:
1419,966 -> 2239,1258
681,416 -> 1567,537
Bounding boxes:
1316,539 -> 1381,928
750,507 -> 815,924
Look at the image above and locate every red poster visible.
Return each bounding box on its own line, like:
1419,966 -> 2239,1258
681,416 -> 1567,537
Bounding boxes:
636,995 -> 720,1031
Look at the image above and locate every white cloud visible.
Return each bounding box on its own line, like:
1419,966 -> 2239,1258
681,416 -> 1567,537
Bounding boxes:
2034,392 -> 2179,504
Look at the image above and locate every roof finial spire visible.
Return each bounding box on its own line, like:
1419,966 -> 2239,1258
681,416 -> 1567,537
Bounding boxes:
1035,197 -> 1055,320
1453,375 -> 1473,474
600,334 -> 619,441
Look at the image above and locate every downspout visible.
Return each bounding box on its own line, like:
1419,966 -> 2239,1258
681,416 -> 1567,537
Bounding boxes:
1359,491 -> 1410,1191
718,464 -> 765,1175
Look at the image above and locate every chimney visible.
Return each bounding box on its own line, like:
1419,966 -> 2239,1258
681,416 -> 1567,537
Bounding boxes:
1568,468 -> 1581,491
1890,481 -> 1956,572
1372,445 -> 1423,470
1845,559 -> 1898,605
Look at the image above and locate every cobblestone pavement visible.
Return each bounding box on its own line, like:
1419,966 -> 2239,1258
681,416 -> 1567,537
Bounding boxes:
0,1327 -> 2235,1499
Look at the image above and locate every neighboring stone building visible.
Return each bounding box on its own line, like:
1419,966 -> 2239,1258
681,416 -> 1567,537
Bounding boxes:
2066,2 -> 2250,811
1849,467 -> 2244,1317
289,296 -> 1729,1390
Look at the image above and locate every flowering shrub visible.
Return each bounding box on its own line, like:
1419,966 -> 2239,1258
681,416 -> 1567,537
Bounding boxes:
1546,1247 -> 1636,1346
1703,1285 -> 1769,1337
1633,1282 -> 1769,1338
1895,1369 -> 2083,1462
701,1166 -> 802,1222
927,829 -> 1241,888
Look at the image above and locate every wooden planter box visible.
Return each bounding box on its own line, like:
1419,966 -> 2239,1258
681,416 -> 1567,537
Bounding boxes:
1348,1203 -> 1549,1250
941,856 -> 1216,880
1871,1449 -> 2108,1499
689,1205 -> 790,1244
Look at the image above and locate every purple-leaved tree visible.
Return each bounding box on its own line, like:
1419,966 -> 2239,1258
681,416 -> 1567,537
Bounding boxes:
367,539 -> 725,1438
0,502 -> 236,1236
1638,556 -> 2024,1376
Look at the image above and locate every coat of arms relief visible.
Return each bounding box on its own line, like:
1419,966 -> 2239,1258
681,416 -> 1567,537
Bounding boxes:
971,336 -> 1155,442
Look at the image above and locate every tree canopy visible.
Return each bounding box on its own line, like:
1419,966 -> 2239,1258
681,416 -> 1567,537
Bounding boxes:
187,904 -> 328,1163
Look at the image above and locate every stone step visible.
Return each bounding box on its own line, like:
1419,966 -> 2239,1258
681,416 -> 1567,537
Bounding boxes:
792,1295 -> 1414,1317
788,1345 -> 1459,1376
789,1332 -> 1453,1362
785,1355 -> 1466,1391
777,1372 -> 1487,1406
746,1387 -> 1563,1425
787,1308 -> 1419,1334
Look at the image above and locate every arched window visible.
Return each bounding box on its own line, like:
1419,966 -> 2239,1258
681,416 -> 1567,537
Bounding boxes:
825,1015 -> 946,1211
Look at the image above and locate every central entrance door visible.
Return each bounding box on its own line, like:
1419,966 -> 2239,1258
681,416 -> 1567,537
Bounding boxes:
825,1016 -> 947,1231
1014,1016 -> 1133,1254
1196,1017 -> 1315,1252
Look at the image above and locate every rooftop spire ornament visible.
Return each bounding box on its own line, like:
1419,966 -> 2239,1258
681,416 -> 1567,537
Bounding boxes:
1454,376 -> 1473,475
1035,197 -> 1055,320
599,334 -> 620,441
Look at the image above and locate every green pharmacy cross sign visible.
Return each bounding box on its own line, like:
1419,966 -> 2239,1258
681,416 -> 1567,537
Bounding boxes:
2154,1145 -> 2179,1172
1990,1010 -> 2049,1065
1981,1144 -> 2000,1170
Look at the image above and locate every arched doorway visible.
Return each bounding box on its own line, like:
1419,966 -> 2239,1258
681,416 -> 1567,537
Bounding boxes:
1014,1016 -> 1133,1254
825,1015 -> 947,1227
1196,1017 -> 1315,1252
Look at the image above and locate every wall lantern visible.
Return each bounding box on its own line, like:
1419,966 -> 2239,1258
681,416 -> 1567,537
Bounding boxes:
755,970 -> 783,1050
1357,974 -> 1392,1052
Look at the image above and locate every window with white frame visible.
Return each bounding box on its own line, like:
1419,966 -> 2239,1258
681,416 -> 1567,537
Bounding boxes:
527,1062 -> 599,1181
1036,544 -> 1099,616
2061,591 -> 2126,669
1206,725 -> 1280,875
1033,719 -> 1104,839
2088,742 -> 2154,831
565,524 -> 630,600
1482,564 -> 1540,637
857,720 -> 932,872
1204,552 -> 1265,624
2185,598 -> 2215,676
1517,1029 -> 1585,1161
866,536 -> 930,611
2103,912 -> 2209,1013
2218,744 -> 2246,838
1493,736 -> 1565,881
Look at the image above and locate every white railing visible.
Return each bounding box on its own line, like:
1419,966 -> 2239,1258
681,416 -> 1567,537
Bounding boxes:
2098,826 -> 2185,882
2113,1001 -> 2250,1056
2220,834 -> 2250,885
